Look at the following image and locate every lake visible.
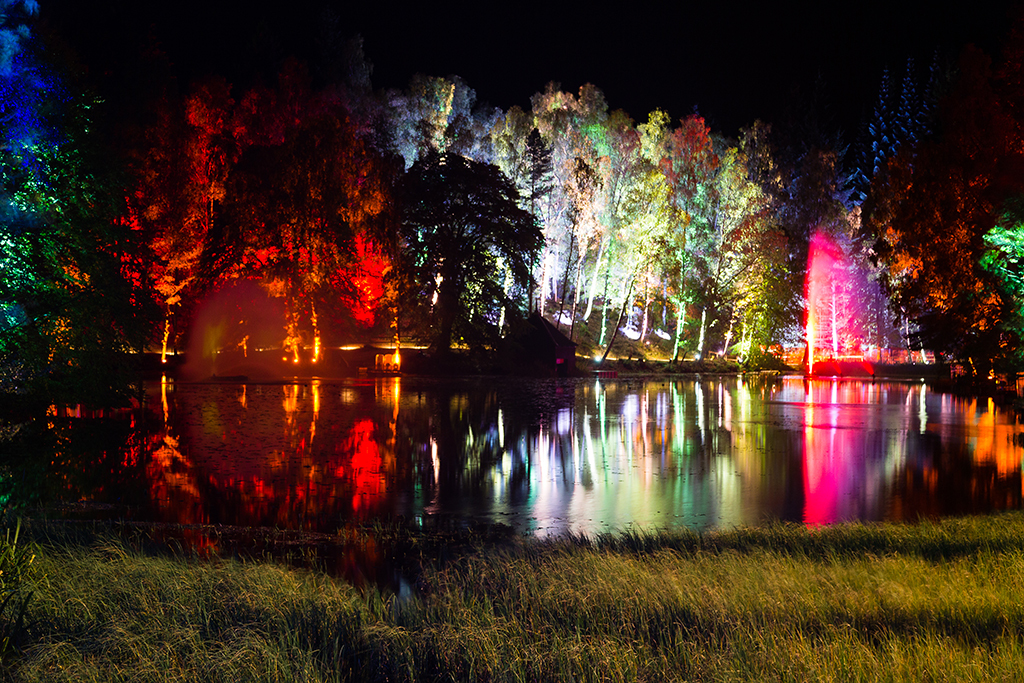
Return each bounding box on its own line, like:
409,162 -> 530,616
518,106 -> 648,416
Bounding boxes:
33,374 -> 1023,539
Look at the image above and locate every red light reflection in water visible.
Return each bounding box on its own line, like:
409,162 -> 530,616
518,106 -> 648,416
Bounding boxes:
342,419 -> 385,511
794,379 -> 1024,525
142,380 -> 403,534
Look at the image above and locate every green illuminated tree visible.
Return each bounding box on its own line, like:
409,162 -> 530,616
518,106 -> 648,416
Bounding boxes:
981,198 -> 1024,370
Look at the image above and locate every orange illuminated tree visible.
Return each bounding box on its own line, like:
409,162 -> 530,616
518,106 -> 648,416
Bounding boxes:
130,77 -> 235,363
866,44 -> 1024,374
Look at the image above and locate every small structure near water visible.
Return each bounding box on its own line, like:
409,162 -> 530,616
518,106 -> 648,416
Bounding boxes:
526,312 -> 577,377
373,351 -> 401,374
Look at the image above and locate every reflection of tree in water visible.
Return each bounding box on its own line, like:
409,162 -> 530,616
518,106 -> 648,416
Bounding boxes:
394,378 -> 578,519
142,380 -> 417,532
0,398 -> 158,514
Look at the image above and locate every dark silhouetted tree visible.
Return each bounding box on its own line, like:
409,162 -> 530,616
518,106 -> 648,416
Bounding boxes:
397,151 -> 542,352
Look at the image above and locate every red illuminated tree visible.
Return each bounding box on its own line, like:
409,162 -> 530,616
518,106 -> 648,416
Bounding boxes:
224,62 -> 394,358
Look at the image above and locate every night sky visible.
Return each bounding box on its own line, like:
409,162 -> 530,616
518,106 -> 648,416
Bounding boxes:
38,0 -> 1024,137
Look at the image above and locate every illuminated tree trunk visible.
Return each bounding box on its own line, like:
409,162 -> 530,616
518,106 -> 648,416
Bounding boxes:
601,276 -> 636,362
283,299 -> 301,363
160,314 -> 173,365
539,252 -> 551,316
696,307 -> 707,360
569,255 -> 585,341
311,303 -> 320,363
498,264 -> 513,330
583,234 -> 608,321
672,300 -> 687,361
555,232 -> 575,330
640,274 -> 650,345
738,321 -> 751,363
599,263 -> 611,348
722,317 -> 733,357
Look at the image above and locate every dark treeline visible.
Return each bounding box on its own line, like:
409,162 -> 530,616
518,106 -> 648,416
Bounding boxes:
4,1 -> 1024,411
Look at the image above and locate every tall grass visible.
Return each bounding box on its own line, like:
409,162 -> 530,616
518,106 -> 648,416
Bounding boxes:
0,519 -> 34,663
7,514 -> 1024,681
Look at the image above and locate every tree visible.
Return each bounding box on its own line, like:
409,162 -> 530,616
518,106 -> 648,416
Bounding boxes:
385,74 -> 499,168
865,45 -> 1023,373
530,83 -> 607,317
222,61 -> 394,358
131,77 -> 236,363
397,151 -> 542,352
980,197 -> 1024,371
1,4 -> 157,408
659,114 -> 719,358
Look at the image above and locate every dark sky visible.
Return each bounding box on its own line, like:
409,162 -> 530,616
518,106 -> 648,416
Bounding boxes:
38,0 -> 1024,138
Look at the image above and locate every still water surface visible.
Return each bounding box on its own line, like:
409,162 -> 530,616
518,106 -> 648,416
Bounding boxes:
98,374 -> 1024,538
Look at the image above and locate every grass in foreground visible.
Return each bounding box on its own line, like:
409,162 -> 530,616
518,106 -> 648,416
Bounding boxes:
4,514 -> 1024,682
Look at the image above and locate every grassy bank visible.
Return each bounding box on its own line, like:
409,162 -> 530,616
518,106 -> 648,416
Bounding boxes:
5,515 -> 1024,681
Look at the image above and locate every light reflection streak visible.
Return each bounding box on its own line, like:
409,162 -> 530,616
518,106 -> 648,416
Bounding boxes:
695,381 -> 705,441
918,383 -> 927,434
161,374 -> 170,423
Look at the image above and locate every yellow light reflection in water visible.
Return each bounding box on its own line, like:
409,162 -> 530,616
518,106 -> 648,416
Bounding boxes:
161,374 -> 170,424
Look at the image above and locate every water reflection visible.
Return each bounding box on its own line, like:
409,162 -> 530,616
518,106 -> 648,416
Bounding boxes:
16,376 -> 1024,538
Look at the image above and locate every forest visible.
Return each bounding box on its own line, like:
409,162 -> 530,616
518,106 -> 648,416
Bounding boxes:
4,0 -> 1024,406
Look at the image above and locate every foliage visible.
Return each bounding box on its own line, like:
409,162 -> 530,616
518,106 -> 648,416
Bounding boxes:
397,151 -> 542,352
865,45 -> 1024,373
127,60 -> 398,360
225,65 -> 392,347
0,519 -> 34,663
19,1 -> 1024,370
128,76 -> 236,359
1,19 -> 157,408
981,197 -> 1024,370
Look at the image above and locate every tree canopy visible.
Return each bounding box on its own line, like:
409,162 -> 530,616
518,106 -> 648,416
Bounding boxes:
1,3 -> 157,408
397,150 -> 541,352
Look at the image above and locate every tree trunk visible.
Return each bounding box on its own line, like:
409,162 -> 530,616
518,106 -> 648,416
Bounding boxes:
696,307 -> 707,360
569,254 -> 585,341
555,233 -> 575,330
640,273 -> 650,345
601,277 -> 635,362
582,235 -> 607,321
160,313 -> 172,365
672,300 -> 687,362
599,263 -> 612,348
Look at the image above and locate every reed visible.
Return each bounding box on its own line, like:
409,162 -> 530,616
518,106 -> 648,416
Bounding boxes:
6,514 -> 1024,681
